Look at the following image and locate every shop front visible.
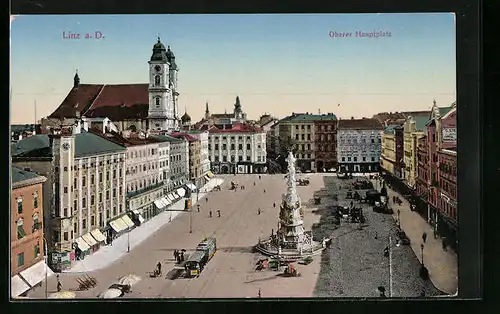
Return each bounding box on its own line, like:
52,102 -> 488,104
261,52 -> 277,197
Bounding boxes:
90,229 -> 107,247
50,251 -> 73,272
74,237 -> 91,260
18,259 -> 54,289
130,210 -> 146,226
109,217 -> 129,238
82,233 -> 99,253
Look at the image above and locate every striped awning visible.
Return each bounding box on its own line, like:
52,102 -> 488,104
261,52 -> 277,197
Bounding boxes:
121,215 -> 135,228
11,275 -> 30,298
154,199 -> 167,209
204,175 -> 210,181
176,188 -> 186,197
90,229 -> 106,242
82,233 -> 97,246
109,219 -> 127,233
75,237 -> 90,251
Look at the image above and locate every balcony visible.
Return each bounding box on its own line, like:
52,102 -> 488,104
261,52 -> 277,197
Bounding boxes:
126,181 -> 165,198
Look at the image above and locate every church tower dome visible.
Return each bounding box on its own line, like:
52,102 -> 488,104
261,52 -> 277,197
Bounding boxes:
181,111 -> 191,123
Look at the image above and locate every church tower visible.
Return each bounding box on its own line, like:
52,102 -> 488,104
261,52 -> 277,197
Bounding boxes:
205,102 -> 210,120
147,37 -> 180,132
234,96 -> 243,120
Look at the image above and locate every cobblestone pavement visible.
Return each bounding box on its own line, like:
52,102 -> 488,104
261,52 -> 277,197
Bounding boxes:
27,174 -> 324,299
382,183 -> 458,294
312,176 -> 447,298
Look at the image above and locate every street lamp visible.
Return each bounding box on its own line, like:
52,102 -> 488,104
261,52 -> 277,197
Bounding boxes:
397,209 -> 401,228
420,243 -> 424,266
44,236 -> 48,299
127,226 -> 130,253
189,208 -> 193,233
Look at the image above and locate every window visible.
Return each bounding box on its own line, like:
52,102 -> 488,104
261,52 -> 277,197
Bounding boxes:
91,215 -> 95,226
17,197 -> 23,214
155,97 -> 161,108
99,173 -> 103,183
63,232 -> 69,241
246,144 -> 251,150
222,144 -> 227,150
82,219 -> 87,229
307,134 -> 311,140
83,176 -> 86,187
371,139 -> 375,144
74,178 -> 77,188
363,157 -> 366,162
64,186 -> 68,193
64,207 -> 68,216
53,230 -> 60,243
74,222 -> 78,233
301,125 -> 305,130
246,156 -> 251,161
34,243 -> 40,258
17,252 -> 24,267
113,188 -> 116,198
238,144 -> 243,150
33,213 -> 41,231
33,191 -> 39,208
113,207 -> 117,216
91,195 -> 95,205
215,144 -> 219,150
64,167 -> 68,172
295,134 -> 299,140
230,144 -> 235,150
354,157 -> 357,162
295,125 -> 299,130
371,156 -> 375,162
307,125 -> 311,130
91,174 -> 95,185
222,156 -> 227,162
238,156 -> 243,161
155,75 -> 161,86
17,218 -> 26,239
82,198 -> 86,208
348,157 -> 351,162
106,191 -> 110,200
99,213 -> 103,227
301,134 -> 305,140
119,187 -> 123,195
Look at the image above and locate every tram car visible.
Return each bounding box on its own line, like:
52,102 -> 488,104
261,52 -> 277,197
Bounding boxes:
184,237 -> 217,278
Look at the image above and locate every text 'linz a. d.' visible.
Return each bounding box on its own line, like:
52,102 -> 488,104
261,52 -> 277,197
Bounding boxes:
62,31 -> 105,40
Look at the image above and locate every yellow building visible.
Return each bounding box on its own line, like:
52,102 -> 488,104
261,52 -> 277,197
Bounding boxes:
403,115 -> 430,188
380,125 -> 398,175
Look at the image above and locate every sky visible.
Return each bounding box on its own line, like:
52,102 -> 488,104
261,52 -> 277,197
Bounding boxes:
10,13 -> 456,124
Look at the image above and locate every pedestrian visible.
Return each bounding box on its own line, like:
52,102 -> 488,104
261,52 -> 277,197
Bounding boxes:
157,262 -> 162,275
420,289 -> 426,297
254,181 -> 256,186
197,204 -> 200,212
174,250 -> 178,261
258,288 -> 262,298
422,232 -> 427,243
383,246 -> 389,257
442,237 -> 447,251
273,202 -> 276,208
259,175 -> 261,180
180,251 -> 185,262
206,197 -> 208,203
258,207 -> 261,215
378,286 -> 387,298
209,210 -> 212,218
263,189 -> 266,194
217,210 -> 221,217
57,280 -> 62,292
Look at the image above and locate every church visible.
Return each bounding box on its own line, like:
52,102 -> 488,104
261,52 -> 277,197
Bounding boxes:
41,38 -> 181,133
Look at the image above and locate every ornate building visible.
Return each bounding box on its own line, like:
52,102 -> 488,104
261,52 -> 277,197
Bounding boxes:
195,97 -> 248,129
41,38 -> 181,134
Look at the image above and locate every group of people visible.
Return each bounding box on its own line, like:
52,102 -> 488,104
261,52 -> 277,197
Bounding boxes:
173,250 -> 185,264
208,210 -> 221,218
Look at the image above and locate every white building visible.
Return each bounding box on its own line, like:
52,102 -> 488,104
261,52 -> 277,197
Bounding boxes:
152,134 -> 189,188
208,123 -> 267,174
337,118 -> 384,173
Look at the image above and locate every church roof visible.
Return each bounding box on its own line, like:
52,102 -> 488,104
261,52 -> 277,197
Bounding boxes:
338,118 -> 384,130
181,112 -> 191,122
50,84 -> 150,121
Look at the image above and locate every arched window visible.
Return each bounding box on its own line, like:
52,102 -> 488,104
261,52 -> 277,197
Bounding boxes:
155,97 -> 161,108
155,75 -> 161,86
17,218 -> 26,239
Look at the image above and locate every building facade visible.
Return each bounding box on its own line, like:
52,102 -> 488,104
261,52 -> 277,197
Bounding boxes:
437,148 -> 457,247
314,115 -> 338,172
11,167 -> 51,298
208,123 -> 267,174
185,130 -> 211,184
41,38 -> 181,134
195,97 -> 248,130
415,135 -> 430,220
152,135 -> 189,189
171,133 -> 203,187
337,118 -> 383,173
12,127 -> 127,271
403,115 -> 430,188
380,125 -> 398,176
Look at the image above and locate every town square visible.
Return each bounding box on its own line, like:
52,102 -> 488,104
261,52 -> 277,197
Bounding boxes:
10,13 -> 458,299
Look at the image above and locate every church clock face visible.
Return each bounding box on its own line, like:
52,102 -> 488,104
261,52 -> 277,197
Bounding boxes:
62,143 -> 70,151
155,65 -> 161,72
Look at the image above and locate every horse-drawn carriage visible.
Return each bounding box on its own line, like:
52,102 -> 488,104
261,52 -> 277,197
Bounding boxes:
213,185 -> 221,191
297,178 -> 310,186
77,274 -> 97,291
230,181 -> 239,190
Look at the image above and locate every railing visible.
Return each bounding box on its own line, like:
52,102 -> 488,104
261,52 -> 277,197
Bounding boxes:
126,182 -> 165,198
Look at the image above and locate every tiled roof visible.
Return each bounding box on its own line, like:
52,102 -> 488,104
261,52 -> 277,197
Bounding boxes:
412,115 -> 430,132
170,132 -> 198,142
12,167 -> 46,185
87,129 -> 162,147
208,123 -> 263,134
372,112 -> 406,124
280,113 -> 337,123
49,84 -> 104,118
11,124 -> 41,133
50,84 -> 150,121
438,107 -> 454,117
150,134 -> 185,143
338,118 -> 383,130
11,133 -> 126,158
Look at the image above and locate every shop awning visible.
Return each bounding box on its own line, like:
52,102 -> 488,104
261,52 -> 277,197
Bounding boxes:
161,196 -> 171,206
116,218 -> 130,230
207,171 -> 214,178
176,188 -> 186,197
109,219 -> 126,233
169,193 -> 177,202
132,210 -> 145,224
154,199 -> 166,209
90,229 -> 106,243
82,233 -> 97,247
204,175 -> 210,181
11,275 -> 30,298
121,215 -> 135,228
186,183 -> 197,191
75,237 -> 91,251
19,260 -> 54,287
